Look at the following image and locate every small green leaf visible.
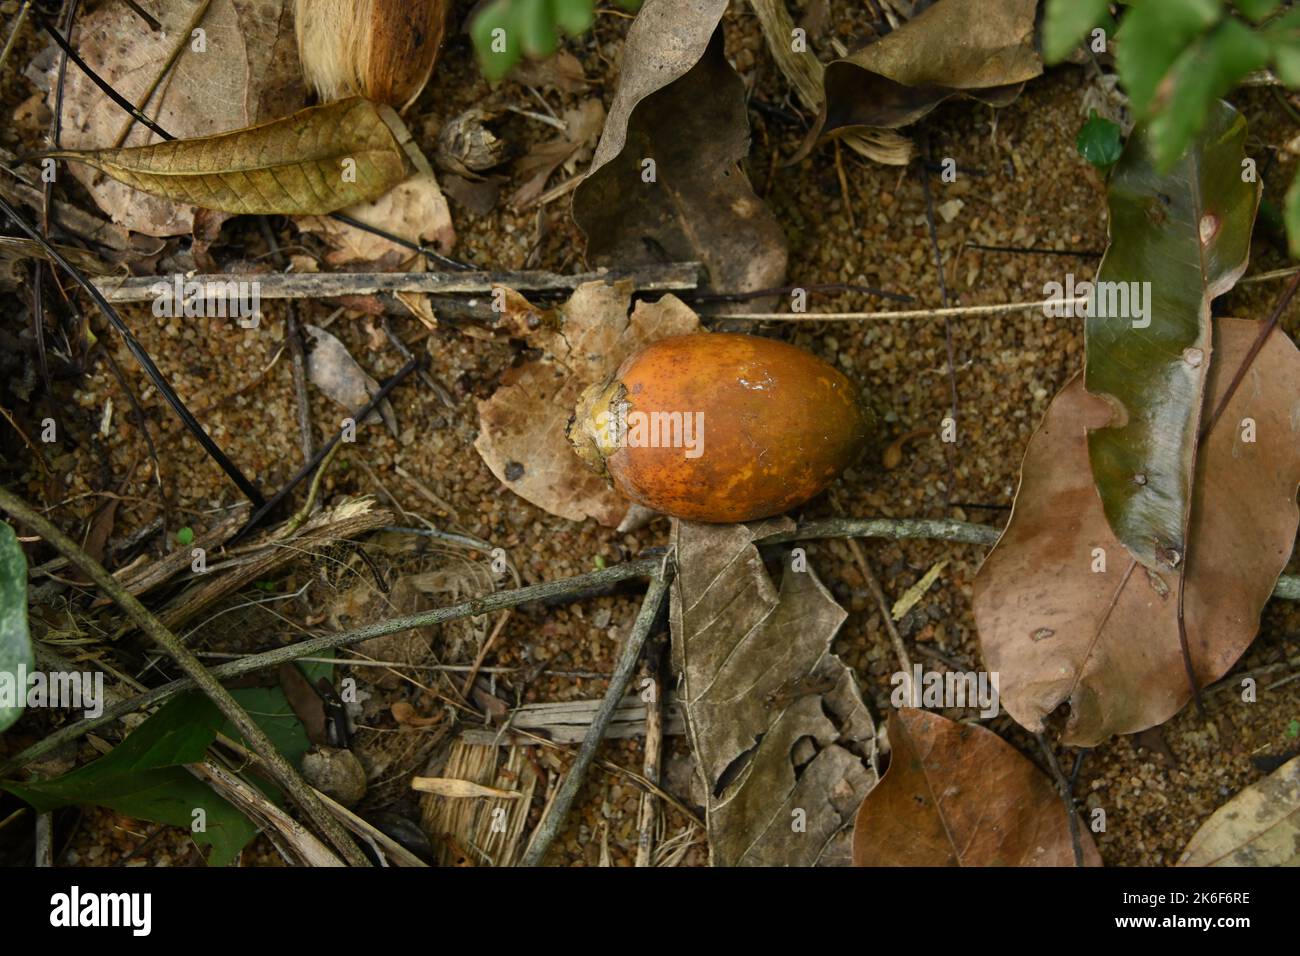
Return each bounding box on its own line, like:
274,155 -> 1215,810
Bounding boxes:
554,0 -> 594,36
472,0 -> 522,81
1286,718 -> 1300,739
517,0 -> 558,59
0,521 -> 31,733
1044,0 -> 1112,64
1286,167 -> 1300,259
1116,0 -> 1221,117
176,526 -> 194,546
1147,19 -> 1270,170
1277,44 -> 1300,86
219,657 -> 333,771
1077,110 -> 1124,167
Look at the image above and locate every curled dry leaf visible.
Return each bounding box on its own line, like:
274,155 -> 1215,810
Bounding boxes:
511,98 -> 605,209
671,519 -> 877,866
973,318 -> 1300,747
573,0 -> 787,299
793,0 -> 1041,162
474,281 -> 699,527
303,324 -> 398,436
49,97 -> 418,218
1179,754 -> 1300,866
297,171 -> 456,266
853,708 -> 1101,866
747,0 -> 911,165
53,0 -> 304,236
1084,101 -> 1258,572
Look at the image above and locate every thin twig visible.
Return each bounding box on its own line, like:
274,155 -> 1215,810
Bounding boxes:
1035,733 -> 1085,866
704,265 -> 1300,320
0,486 -> 369,866
520,564 -> 672,866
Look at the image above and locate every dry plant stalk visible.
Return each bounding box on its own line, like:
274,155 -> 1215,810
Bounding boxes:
295,0 -> 449,111
419,741 -> 537,866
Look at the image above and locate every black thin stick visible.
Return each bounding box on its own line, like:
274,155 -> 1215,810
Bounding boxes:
36,18 -> 477,273
0,192 -> 267,507
35,14 -> 173,141
1036,733 -> 1085,867
965,242 -> 1103,258
228,356 -> 420,543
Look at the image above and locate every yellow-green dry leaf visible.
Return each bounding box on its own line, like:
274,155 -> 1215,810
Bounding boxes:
45,97 -> 416,217
890,558 -> 948,622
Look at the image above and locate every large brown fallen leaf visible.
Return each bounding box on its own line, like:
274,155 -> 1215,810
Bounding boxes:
573,0 -> 787,299
48,97 -> 417,217
793,0 -> 1041,161
854,708 -> 1101,866
973,318 -> 1300,746
474,281 -> 699,527
53,0 -> 304,235
671,519 -> 877,866
1179,754 -> 1300,866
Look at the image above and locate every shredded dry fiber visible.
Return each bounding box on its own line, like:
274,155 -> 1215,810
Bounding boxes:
294,0 -> 448,111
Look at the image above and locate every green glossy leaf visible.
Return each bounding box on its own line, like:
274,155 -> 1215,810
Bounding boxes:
1077,110 -> 1124,167
1286,168 -> 1300,259
1147,19 -> 1269,170
1044,0 -> 1112,64
1085,101 -> 1259,571
0,522 -> 30,733
1115,0 -> 1220,116
0,694 -> 256,865
218,657 -> 333,771
554,0 -> 594,35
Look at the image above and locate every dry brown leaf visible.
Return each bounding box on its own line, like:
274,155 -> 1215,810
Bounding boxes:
794,0 -> 1041,161
297,170 -> 456,266
49,97 -> 416,218
671,519 -> 877,866
1179,754 -> 1300,866
473,281 -> 699,527
53,0 -> 304,236
973,318 -> 1300,746
508,51 -> 590,93
510,99 -> 605,209
573,0 -> 787,299
303,324 -> 398,435
853,708 -> 1101,866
